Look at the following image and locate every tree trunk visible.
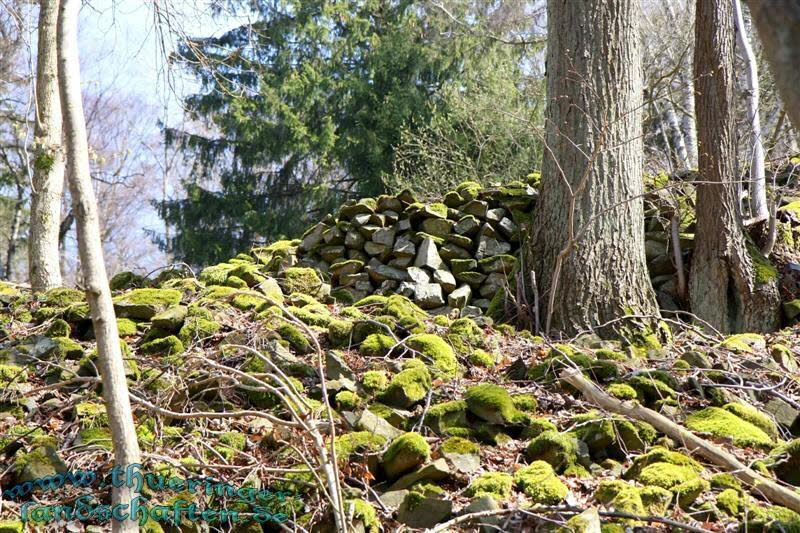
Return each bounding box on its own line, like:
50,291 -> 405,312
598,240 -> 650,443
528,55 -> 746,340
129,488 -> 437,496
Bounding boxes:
56,1 -> 141,531
734,0 -> 767,222
747,1 -> 800,133
28,0 -> 65,291
526,0 -> 659,337
679,70 -> 699,168
4,181 -> 25,280
689,0 -> 780,334
666,101 -> 690,170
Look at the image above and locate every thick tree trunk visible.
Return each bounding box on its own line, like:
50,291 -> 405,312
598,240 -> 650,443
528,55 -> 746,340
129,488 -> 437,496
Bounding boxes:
28,0 -> 65,291
527,0 -> 659,337
690,0 -> 780,334
747,1 -> 800,134
56,1 -> 141,531
734,0 -> 767,222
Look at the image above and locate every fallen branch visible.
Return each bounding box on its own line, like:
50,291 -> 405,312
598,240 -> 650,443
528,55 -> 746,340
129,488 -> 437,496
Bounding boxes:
559,368 -> 800,514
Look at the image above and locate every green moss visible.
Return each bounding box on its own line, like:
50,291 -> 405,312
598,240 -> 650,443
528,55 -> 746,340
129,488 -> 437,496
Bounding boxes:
748,242 -> 779,285
140,335 -> 185,356
441,436 -> 479,455
335,391 -> 363,410
178,315 -> 221,344
468,472 -> 514,500
41,287 -> 84,306
767,439 -> 800,485
283,267 -> 327,299
334,431 -> 386,460
717,488 -> 741,516
117,318 -> 138,336
77,427 -> 113,450
327,318 -> 354,348
384,295 -> 427,333
50,336 -> 84,359
345,499 -> 379,533
465,384 -> 520,425
0,364 -> 27,384
277,323 -> 313,354
710,473 -> 742,491
640,486 -> 672,515
595,348 -> 627,361
44,318 -> 71,337
520,417 -> 558,440
635,462 -> 708,507
75,402 -> 108,428
627,375 -> 677,403
360,333 -> 395,357
380,361 -> 431,408
362,370 -> 389,393
382,432 -> 431,479
525,431 -> 580,473
571,412 -> 655,459
607,383 -> 637,400
198,263 -> 236,285
354,295 -> 389,307
514,461 -> 568,504
719,333 -> 766,354
405,334 -> 458,379
512,394 -> 538,413
623,446 -> 702,479
723,403 -> 779,440
746,505 -> 800,532
456,181 -> 482,200
214,431 -> 247,461
686,407 -> 774,449
469,349 -> 496,367
426,400 -> 469,435
529,349 -> 619,382
0,520 -> 24,533
113,288 -> 182,319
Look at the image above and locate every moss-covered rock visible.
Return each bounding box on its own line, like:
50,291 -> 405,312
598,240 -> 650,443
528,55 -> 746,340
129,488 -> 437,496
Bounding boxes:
405,334 -> 459,380
12,438 -> 68,483
49,336 -> 84,360
623,446 -> 703,479
151,305 -> 188,331
283,267 -> 329,300
380,360 -> 431,408
44,318 -> 71,338
465,384 -> 520,425
529,348 -> 619,383
362,370 -> 389,393
198,263 -> 236,286
382,432 -> 431,480
525,431 -> 582,473
571,412 -> 656,459
514,461 -> 568,504
426,400 -> 469,436
0,521 -> 24,533
686,407 -> 774,449
607,383 -> 637,400
719,333 -> 766,354
723,403 -> 779,440
344,499 -> 380,533
117,318 -> 138,337
441,436 -> 479,456
766,439 -> 800,486
140,335 -> 185,357
360,333 -> 395,357
335,391 -> 363,411
467,472 -> 514,500
335,431 -> 386,461
178,311 -> 221,344
75,427 -> 113,450
468,348 -> 497,367
113,289 -> 182,320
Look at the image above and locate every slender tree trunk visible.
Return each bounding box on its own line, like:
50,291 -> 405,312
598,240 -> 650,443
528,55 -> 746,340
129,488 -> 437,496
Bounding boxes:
28,0 -> 65,291
747,1 -> 800,133
679,70 -> 699,168
4,182 -> 25,280
690,0 -> 780,334
56,1 -> 141,531
734,0 -> 767,222
666,101 -> 690,170
526,0 -> 659,337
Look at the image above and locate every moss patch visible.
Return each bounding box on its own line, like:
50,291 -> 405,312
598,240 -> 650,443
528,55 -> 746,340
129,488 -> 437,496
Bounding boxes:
686,407 -> 774,449
514,461 -> 568,504
382,432 -> 431,480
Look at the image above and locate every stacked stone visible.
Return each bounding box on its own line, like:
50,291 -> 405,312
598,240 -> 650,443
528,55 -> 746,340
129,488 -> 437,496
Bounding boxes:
296,181 -> 537,315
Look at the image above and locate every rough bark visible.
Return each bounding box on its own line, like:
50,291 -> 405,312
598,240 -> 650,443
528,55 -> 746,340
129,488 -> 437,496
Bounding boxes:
28,0 -> 65,291
526,0 -> 659,337
689,0 -> 780,333
747,0 -> 800,133
56,1 -> 141,531
734,0 -> 767,222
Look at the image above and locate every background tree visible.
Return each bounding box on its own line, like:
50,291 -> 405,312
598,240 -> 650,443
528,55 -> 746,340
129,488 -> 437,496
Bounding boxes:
157,0 -> 543,266
525,0 -> 658,336
29,0 -> 66,290
689,0 -> 780,333
57,0 -> 141,528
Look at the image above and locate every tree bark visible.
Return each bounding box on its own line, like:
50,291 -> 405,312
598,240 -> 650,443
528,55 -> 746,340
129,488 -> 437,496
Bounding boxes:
28,0 -> 65,291
56,1 -> 141,531
747,0 -> 800,133
4,181 -> 25,280
526,0 -> 659,337
679,70 -> 699,168
690,0 -> 780,333
734,0 -> 767,222
665,102 -> 690,170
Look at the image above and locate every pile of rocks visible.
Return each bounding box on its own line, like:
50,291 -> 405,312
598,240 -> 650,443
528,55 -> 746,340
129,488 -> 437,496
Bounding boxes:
295,180 -> 537,315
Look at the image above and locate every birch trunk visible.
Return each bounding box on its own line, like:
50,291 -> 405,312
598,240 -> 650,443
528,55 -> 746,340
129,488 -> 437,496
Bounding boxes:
56,1 -> 141,531
679,70 -> 699,168
747,1 -> 800,133
734,0 -> 767,222
28,0 -> 65,290
689,0 -> 780,333
526,0 -> 659,337
665,102 -> 690,170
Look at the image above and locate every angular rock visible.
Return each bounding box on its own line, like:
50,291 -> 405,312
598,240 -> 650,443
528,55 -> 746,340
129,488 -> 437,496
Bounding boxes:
497,217 -> 518,240
439,243 -> 472,262
475,235 -> 511,259
414,238 -> 444,270
433,270 -> 457,293
388,257 -> 413,268
454,215 -> 481,236
372,227 -> 396,247
345,230 -> 365,249
486,207 -> 507,223
396,218 -> 412,232
406,267 -> 430,284
388,458 -> 450,491
397,282 -> 416,298
421,218 -> 454,238
455,271 -> 487,286
322,226 -> 345,245
446,234 -> 473,249
463,496 -> 501,533
451,258 -> 478,275
364,242 -> 389,257
299,223 -> 326,251
448,285 -> 472,309
414,283 -> 445,310
319,245 -> 346,263
367,264 -> 410,283
393,236 -> 416,257
397,493 -> 452,529
462,200 -> 489,219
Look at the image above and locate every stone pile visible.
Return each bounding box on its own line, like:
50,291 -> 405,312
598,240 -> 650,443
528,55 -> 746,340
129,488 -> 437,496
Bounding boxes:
295,180 -> 538,314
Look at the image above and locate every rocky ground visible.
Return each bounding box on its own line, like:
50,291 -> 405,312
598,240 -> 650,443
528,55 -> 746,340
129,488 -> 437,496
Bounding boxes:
1,174 -> 800,532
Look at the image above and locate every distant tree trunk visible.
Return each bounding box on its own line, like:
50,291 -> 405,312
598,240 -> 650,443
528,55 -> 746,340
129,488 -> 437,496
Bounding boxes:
734,0 -> 767,222
526,0 -> 659,337
666,101 -> 690,170
28,0 -> 65,291
747,1 -> 800,133
690,0 -> 780,333
56,1 -> 141,531
678,70 -> 699,168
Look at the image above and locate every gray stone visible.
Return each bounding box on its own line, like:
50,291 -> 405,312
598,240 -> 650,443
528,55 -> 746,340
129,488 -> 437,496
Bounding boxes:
388,256 -> 413,268
461,306 -> 482,317
331,260 -> 364,278
443,452 -> 480,474
415,238 -> 444,270
378,196 -> 403,212
414,283 -> 445,310
455,271 -> 487,286
352,213 -> 372,227
421,218 -> 454,237
357,224 -> 381,239
765,398 -> 800,435
322,226 -> 345,245
326,350 -> 356,381
433,269 -> 457,293
382,210 -> 400,224
486,207 -> 506,222
497,217 -> 518,239
389,458 -> 451,491
448,284 -> 472,309
379,280 -> 399,292
463,496 -> 501,533
472,298 -> 490,310
364,241 -> 389,257
379,490 -> 409,511
393,236 -> 416,257
451,258 -> 477,275
475,235 -> 511,259
478,254 -> 517,274
462,200 -> 489,218
340,272 -> 369,286
396,218 -> 412,232
479,222 -> 498,238
354,280 -> 374,292
372,227 -> 396,247
345,230 -> 365,249
397,493 -> 452,529
300,223 -> 326,251
397,282 -> 416,298
407,267 -> 430,284
439,243 -> 472,261
454,215 -> 481,236
347,249 -> 368,263
367,264 -> 410,283
319,245 -> 346,263
567,508 -> 602,533
350,409 -> 403,441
